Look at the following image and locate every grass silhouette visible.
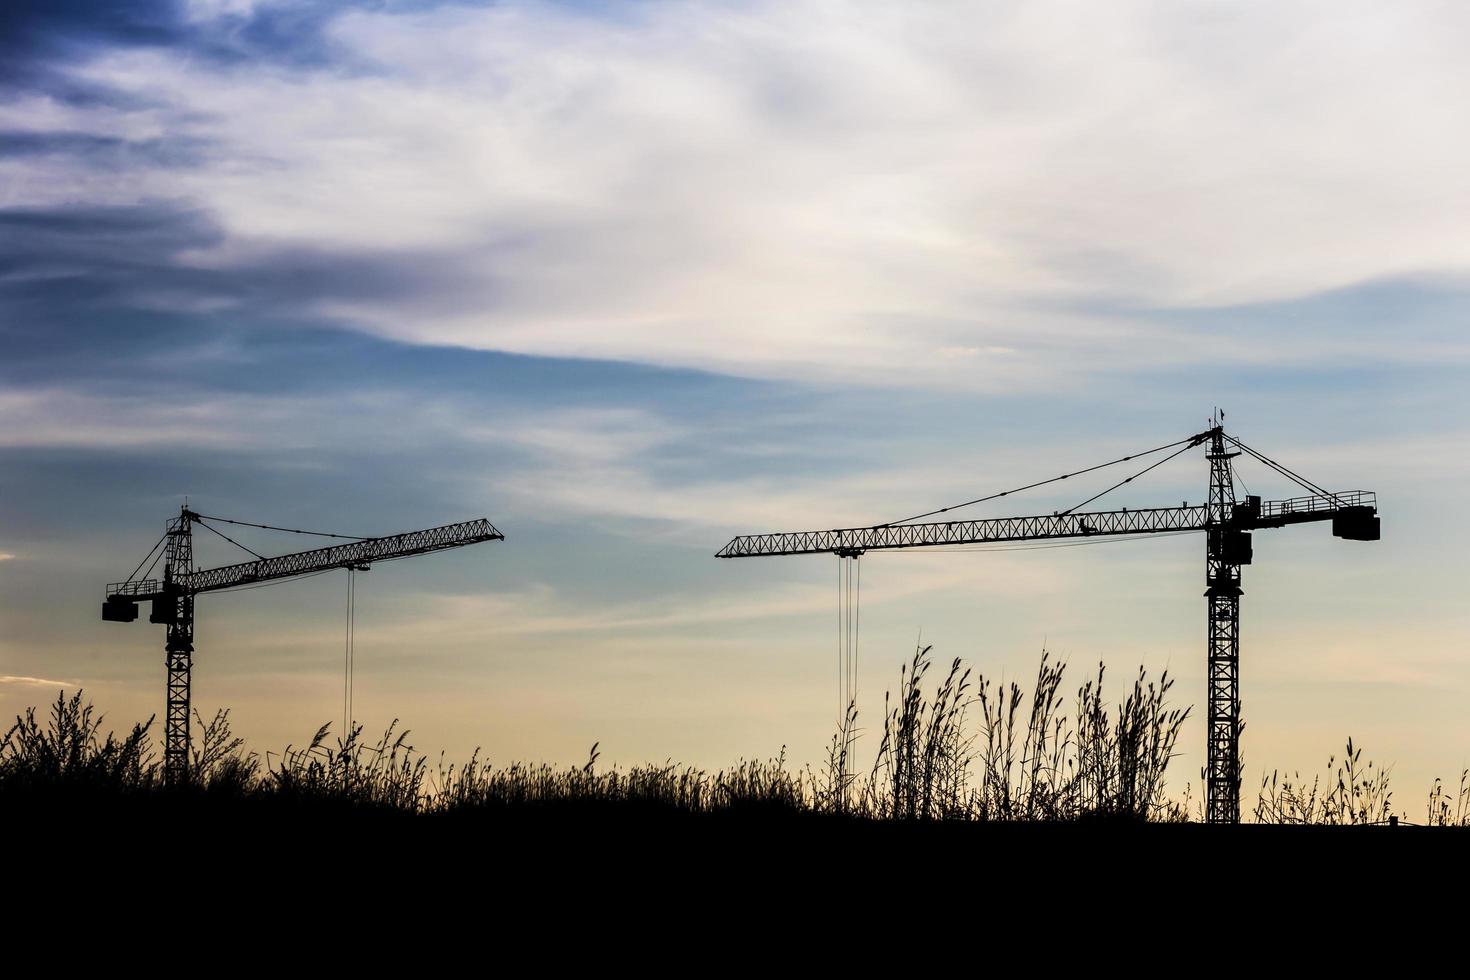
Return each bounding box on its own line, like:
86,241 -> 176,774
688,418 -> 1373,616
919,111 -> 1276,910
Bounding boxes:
4,645 -> 1465,829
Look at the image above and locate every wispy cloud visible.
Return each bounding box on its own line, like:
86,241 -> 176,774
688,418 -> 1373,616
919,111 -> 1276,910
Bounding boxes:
5,2 -> 1469,387
0,674 -> 74,688
0,386 -> 369,451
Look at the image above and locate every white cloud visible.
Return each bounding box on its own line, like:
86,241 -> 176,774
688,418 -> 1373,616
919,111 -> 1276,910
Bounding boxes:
6,1 -> 1469,385
0,387 -> 358,451
0,674 -> 74,687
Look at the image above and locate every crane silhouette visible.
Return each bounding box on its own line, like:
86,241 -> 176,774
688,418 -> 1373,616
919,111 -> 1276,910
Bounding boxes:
717,419 -> 1379,824
103,506 -> 503,784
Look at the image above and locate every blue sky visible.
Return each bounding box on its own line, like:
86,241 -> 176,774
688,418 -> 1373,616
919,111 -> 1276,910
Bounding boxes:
2,1 -> 1467,805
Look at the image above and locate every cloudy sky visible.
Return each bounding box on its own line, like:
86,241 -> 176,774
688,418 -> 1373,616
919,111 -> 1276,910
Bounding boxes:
2,1 -> 1467,803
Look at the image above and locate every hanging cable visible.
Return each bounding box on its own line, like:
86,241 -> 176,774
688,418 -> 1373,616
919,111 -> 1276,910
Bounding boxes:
841,557 -> 849,722
1233,457 -> 1252,498
836,555 -> 862,726
853,557 -> 860,714
833,553 -> 861,794
881,432 -> 1207,526
344,567 -> 356,738
194,514 -> 375,541
124,534 -> 168,583
1224,436 -> 1340,502
194,518 -> 267,561
350,566 -> 355,737
1060,440 -> 1200,514
141,540 -> 168,582
849,559 -> 856,714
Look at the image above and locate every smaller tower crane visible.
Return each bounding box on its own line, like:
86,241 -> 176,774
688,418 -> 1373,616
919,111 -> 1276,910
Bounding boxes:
103,506 -> 504,784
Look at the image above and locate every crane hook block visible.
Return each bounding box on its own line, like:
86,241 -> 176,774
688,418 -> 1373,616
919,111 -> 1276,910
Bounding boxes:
1332,506 -> 1380,541
102,596 -> 139,623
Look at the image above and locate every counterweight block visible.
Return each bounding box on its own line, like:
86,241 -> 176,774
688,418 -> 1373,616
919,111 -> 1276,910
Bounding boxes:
1223,530 -> 1253,565
101,596 -> 138,622
149,589 -> 180,625
1332,506 -> 1380,541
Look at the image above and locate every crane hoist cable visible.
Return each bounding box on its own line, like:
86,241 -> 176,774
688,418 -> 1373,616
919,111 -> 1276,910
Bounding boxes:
193,515 -> 363,737
882,432 -> 1206,527
835,551 -> 860,790
836,560 -> 842,724
344,566 -> 356,740
840,555 -> 859,721
173,513 -> 372,738
191,515 -> 387,739
831,432 -> 1208,742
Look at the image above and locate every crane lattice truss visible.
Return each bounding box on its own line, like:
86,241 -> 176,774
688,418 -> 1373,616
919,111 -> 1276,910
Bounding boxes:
104,510 -> 503,785
715,492 -> 1373,558
716,423 -> 1379,825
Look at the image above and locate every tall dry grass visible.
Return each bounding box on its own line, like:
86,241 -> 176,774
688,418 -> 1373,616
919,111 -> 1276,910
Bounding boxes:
859,645 -> 1189,821
0,691 -> 154,793
1426,771 -> 1470,827
1254,737 -> 1396,825
3,646 -> 1458,827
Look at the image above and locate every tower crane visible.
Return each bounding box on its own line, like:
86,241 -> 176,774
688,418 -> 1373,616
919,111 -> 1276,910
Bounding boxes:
102,506 -> 504,784
716,420 -> 1379,824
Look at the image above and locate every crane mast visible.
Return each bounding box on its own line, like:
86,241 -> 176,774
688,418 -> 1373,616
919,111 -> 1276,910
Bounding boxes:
717,423 -> 1379,824
104,507 -> 504,784
1205,428 -> 1244,823
162,510 -> 196,786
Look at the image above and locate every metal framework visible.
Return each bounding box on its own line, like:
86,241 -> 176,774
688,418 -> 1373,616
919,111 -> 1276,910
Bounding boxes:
716,425 -> 1380,824
1204,428 -> 1243,823
106,509 -> 504,784
717,491 -> 1375,558
162,511 -> 195,785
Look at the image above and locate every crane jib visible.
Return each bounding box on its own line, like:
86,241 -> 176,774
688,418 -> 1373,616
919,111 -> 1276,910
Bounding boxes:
715,491 -> 1376,558
106,518 -> 503,599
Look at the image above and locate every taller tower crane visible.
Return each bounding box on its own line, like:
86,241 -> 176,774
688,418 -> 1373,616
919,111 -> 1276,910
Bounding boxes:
103,507 -> 503,784
716,420 -> 1379,824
